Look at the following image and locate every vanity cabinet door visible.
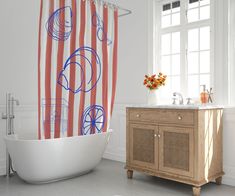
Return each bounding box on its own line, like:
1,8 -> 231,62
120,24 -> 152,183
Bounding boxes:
129,123 -> 158,171
158,126 -> 194,178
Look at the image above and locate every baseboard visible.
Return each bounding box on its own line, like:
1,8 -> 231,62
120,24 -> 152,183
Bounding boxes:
103,151 -> 126,163
0,167 -> 5,176
0,159 -> 5,176
223,175 -> 235,186
223,165 -> 235,186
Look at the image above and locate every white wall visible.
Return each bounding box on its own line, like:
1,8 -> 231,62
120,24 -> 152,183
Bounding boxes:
229,0 -> 235,104
0,0 -> 39,174
0,0 -> 39,105
0,0 -> 234,187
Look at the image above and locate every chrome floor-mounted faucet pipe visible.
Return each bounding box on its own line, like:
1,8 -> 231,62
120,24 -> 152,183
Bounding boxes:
1,93 -> 19,178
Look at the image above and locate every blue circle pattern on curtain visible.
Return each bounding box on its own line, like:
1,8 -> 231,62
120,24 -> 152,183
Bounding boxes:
92,12 -> 112,45
46,6 -> 73,41
57,46 -> 102,94
81,105 -> 106,135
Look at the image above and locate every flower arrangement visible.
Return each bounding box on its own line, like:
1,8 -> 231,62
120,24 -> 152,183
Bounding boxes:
143,72 -> 167,90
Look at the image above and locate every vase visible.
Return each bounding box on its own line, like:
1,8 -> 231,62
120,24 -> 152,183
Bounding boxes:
148,90 -> 158,105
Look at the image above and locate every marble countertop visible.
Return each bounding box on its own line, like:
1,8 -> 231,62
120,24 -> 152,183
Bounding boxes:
126,104 -> 224,110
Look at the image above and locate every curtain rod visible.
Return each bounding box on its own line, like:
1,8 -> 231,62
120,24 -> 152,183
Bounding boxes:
91,0 -> 132,17
117,6 -> 132,18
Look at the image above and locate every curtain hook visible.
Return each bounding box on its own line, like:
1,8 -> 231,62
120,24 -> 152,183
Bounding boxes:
113,4 -> 117,10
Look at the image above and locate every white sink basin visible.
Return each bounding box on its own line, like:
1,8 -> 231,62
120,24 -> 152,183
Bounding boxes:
150,104 -> 205,109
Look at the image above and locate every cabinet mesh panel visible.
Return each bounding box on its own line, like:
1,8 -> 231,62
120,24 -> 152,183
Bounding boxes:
163,132 -> 189,171
133,128 -> 154,163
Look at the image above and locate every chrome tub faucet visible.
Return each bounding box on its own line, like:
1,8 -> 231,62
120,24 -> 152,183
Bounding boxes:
1,93 -> 19,178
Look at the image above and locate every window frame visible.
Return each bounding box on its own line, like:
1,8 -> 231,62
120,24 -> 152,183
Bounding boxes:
154,0 -> 215,102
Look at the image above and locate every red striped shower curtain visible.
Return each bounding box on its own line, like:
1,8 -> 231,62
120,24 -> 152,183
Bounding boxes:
37,0 -> 118,139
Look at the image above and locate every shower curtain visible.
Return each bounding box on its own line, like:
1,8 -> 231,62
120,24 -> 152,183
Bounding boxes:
37,0 -> 118,139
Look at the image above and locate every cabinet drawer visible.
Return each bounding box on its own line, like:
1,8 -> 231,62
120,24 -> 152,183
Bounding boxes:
129,109 -> 194,125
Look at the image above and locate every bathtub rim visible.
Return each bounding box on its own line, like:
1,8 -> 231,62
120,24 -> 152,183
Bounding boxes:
4,129 -> 113,142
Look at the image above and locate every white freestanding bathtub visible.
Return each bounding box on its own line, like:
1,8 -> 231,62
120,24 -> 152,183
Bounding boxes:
4,130 -> 112,184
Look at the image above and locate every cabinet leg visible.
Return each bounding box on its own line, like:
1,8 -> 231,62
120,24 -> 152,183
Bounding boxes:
127,170 -> 133,179
215,176 -> 222,185
192,186 -> 201,196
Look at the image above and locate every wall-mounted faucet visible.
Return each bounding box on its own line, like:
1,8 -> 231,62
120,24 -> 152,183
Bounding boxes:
173,92 -> 184,105
1,93 -> 19,178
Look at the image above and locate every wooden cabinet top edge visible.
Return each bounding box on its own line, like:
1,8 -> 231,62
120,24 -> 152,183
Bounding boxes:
126,107 -> 223,111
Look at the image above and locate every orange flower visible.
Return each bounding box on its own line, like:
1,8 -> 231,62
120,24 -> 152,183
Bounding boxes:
143,72 -> 167,90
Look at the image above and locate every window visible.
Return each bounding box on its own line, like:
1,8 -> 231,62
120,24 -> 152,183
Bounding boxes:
188,0 -> 210,22
155,0 -> 213,102
187,26 -> 211,98
162,1 -> 181,28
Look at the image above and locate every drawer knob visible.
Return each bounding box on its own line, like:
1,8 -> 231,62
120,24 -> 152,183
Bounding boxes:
154,134 -> 157,137
158,134 -> 161,138
136,114 -> 141,118
178,115 -> 182,120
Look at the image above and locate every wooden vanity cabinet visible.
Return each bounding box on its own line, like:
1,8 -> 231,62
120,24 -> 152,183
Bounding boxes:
125,107 -> 224,196
129,123 -> 158,171
158,126 -> 194,178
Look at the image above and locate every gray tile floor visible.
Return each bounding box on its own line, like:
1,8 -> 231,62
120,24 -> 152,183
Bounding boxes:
0,159 -> 234,196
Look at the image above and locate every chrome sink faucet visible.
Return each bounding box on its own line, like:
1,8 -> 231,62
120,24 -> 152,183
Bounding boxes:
173,92 -> 184,105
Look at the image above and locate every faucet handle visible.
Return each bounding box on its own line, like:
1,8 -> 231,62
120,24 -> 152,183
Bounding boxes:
2,113 -> 7,120
186,98 -> 192,105
13,99 -> 20,106
172,97 -> 177,105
